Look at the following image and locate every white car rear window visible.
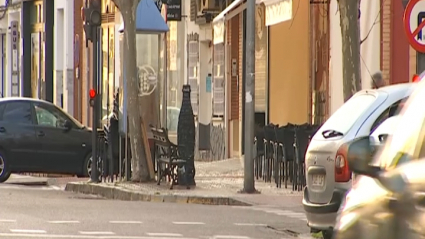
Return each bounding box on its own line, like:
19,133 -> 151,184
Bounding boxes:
318,94 -> 377,136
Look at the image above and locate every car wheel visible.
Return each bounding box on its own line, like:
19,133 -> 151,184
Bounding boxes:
322,230 -> 333,239
79,153 -> 102,179
0,151 -> 11,183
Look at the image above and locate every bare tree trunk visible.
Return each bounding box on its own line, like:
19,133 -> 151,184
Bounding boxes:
113,0 -> 150,182
338,0 -> 362,102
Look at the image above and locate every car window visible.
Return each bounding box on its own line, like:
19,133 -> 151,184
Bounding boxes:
370,98 -> 405,134
317,94 -> 377,136
2,102 -> 33,124
0,104 -> 6,117
34,103 -> 67,128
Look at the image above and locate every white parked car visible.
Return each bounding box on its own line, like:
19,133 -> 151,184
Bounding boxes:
370,114 -> 401,147
302,83 -> 416,239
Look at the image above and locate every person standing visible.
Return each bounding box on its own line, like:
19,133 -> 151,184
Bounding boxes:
371,71 -> 385,89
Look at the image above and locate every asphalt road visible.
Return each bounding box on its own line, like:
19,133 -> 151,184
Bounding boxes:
0,183 -> 312,239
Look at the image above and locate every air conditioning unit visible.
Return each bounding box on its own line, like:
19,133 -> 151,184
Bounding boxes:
198,0 -> 221,15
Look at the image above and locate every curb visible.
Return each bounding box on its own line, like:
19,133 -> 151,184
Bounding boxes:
65,182 -> 253,206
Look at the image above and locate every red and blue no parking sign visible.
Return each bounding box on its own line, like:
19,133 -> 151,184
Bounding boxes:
404,0 -> 425,53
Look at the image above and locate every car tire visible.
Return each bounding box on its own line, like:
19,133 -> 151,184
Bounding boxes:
0,151 -> 11,183
77,153 -> 92,178
79,153 -> 102,179
322,230 -> 333,239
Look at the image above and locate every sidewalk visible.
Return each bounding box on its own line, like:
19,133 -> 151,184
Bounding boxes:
65,158 -> 302,207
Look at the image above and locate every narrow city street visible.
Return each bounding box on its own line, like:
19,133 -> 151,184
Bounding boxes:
0,182 -> 311,239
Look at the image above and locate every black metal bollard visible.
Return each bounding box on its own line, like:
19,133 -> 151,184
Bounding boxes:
177,85 -> 196,186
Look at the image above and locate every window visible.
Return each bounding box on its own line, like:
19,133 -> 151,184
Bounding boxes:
370,98 -> 407,134
213,43 -> 225,117
318,94 -> 377,137
2,102 -> 33,124
34,104 -> 67,128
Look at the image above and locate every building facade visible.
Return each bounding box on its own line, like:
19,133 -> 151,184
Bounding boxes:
0,0 -> 54,102
329,0 -> 417,114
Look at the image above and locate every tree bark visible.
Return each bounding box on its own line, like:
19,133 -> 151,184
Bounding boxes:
338,0 -> 362,102
113,0 -> 150,182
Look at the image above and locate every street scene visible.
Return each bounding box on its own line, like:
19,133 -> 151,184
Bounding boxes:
1,0 -> 425,239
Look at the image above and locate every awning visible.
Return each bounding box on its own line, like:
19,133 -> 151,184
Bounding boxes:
212,0 -> 244,45
212,0 -> 292,44
118,0 -> 169,33
258,0 -> 292,26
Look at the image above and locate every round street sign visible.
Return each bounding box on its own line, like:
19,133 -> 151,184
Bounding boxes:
404,0 -> 425,52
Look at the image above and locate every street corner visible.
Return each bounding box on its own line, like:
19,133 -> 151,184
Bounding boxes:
6,174 -> 48,186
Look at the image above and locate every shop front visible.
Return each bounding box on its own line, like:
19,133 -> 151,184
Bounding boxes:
117,0 -> 168,137
268,0 -> 309,126
22,0 -> 54,101
212,0 -> 292,157
100,4 -> 117,125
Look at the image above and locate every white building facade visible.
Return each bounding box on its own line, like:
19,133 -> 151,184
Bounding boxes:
0,0 -> 23,98
54,0 -> 75,115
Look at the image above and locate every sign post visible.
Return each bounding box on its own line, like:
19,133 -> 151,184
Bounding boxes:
404,0 -> 425,74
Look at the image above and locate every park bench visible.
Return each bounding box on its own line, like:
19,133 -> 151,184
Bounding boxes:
150,126 -> 189,189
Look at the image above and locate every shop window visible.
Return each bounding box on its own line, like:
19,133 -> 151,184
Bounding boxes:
254,4 -> 267,113
188,38 -> 199,115
213,43 -> 225,117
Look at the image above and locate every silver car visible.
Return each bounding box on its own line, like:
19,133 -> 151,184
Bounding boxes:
302,83 -> 415,239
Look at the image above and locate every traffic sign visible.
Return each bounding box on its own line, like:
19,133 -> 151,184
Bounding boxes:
404,0 -> 425,52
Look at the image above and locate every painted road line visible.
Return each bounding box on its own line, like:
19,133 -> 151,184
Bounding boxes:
146,233 -> 183,237
172,222 -> 205,225
0,219 -> 16,223
50,186 -> 62,190
109,221 -> 143,224
79,231 -> 115,235
48,221 -> 80,224
212,236 -> 250,239
10,229 -> 46,234
233,223 -> 267,226
0,233 -> 198,239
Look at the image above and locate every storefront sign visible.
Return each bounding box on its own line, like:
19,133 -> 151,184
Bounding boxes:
213,20 -> 225,45
138,65 -> 158,96
166,0 -> 182,21
11,21 -> 18,51
10,20 -> 20,97
206,75 -> 212,93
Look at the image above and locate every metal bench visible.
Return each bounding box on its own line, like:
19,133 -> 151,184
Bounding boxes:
151,126 -> 189,189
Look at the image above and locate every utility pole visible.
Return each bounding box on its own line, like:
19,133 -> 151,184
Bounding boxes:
83,0 -> 102,183
243,0 -> 256,193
